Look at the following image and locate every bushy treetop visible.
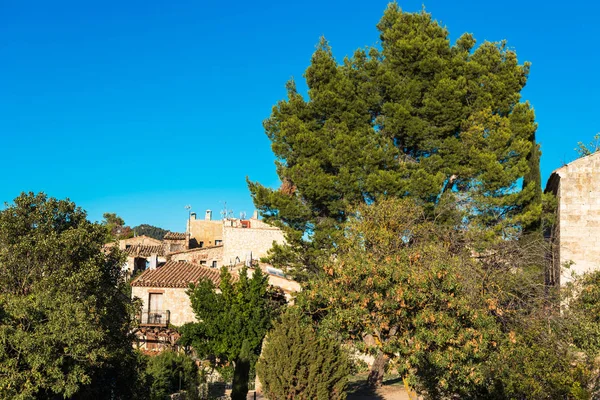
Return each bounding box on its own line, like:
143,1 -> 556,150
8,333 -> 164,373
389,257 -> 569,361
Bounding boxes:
249,4 -> 541,277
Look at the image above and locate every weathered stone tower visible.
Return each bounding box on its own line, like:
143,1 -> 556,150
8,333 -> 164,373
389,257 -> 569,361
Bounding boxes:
545,152 -> 600,285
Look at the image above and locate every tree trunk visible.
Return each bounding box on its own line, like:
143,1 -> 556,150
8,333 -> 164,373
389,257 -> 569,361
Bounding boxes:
231,342 -> 251,400
367,352 -> 389,387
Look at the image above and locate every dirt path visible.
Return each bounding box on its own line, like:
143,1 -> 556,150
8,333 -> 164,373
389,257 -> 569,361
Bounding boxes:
247,387 -> 411,400
347,383 -> 412,400
247,378 -> 414,400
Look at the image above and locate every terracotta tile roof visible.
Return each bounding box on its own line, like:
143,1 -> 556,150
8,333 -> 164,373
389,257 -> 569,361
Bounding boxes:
124,244 -> 166,257
130,261 -> 236,288
164,232 -> 187,240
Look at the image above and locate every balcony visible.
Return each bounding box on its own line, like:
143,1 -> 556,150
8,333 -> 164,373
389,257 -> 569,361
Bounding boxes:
140,310 -> 170,327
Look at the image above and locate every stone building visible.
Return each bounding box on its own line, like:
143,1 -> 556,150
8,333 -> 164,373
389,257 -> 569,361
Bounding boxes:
114,235 -> 163,249
545,152 -> 600,285
187,210 -> 223,248
131,260 -> 229,326
130,260 -> 231,350
183,209 -> 286,269
130,260 -> 300,351
105,235 -> 166,278
124,244 -> 167,277
169,245 -> 224,268
163,231 -> 188,253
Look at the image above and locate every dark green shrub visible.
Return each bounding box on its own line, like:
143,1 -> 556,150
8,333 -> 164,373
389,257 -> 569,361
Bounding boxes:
146,350 -> 199,400
256,310 -> 350,400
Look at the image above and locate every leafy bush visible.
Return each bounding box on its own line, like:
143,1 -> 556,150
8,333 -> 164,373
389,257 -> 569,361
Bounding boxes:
146,351 -> 199,400
257,309 -> 350,400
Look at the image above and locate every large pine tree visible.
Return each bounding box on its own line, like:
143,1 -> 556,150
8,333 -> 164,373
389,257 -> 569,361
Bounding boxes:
248,4 -> 541,277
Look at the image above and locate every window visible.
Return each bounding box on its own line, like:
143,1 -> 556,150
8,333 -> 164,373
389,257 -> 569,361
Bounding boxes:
212,261 -> 217,268
148,293 -> 164,324
199,241 -> 204,248
148,293 -> 163,311
200,260 -> 207,265
215,240 -> 222,246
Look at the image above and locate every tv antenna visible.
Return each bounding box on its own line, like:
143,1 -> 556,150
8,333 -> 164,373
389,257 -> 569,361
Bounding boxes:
220,202 -> 229,220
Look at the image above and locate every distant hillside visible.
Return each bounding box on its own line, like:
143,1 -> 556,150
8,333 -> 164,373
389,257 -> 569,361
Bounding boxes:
132,224 -> 169,240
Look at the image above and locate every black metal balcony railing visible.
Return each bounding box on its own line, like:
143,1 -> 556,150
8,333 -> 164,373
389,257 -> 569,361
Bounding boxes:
140,310 -> 170,326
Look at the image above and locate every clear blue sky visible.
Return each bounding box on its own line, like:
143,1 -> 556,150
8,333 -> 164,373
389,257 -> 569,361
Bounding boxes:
1,0 -> 599,231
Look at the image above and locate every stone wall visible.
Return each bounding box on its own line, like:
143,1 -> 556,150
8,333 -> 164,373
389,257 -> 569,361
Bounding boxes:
116,235 -> 162,250
188,219 -> 223,248
548,152 -> 600,284
169,246 -> 224,268
222,226 -> 285,266
244,267 -> 301,300
132,286 -> 197,327
164,238 -> 187,253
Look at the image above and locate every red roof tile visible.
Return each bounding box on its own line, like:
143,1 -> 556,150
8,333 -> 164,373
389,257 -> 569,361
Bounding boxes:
130,261 -> 235,288
164,232 -> 187,240
124,244 -> 166,257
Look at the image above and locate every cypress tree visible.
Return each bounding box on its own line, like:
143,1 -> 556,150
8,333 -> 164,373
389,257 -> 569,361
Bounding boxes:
256,310 -> 350,400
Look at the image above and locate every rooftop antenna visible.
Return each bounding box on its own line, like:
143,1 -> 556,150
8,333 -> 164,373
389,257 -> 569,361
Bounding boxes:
185,205 -> 192,233
220,202 -> 228,220
240,211 -> 246,220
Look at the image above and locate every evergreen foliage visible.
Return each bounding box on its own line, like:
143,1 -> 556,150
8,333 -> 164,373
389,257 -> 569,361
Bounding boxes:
248,4 -> 541,277
575,133 -> 600,158
102,212 -> 133,242
256,309 -> 350,400
180,266 -> 284,400
0,192 -> 146,399
145,350 -> 200,400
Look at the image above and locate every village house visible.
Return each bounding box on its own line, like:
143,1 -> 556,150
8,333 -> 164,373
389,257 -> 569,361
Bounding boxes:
545,151 -> 600,285
163,231 -> 188,253
124,243 -> 167,277
122,208 -> 295,350
105,235 -> 167,278
182,209 -> 286,268
130,260 -> 227,349
108,208 -> 286,278
130,260 -> 300,350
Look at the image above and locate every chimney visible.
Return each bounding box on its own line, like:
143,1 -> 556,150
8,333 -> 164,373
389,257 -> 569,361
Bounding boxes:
149,254 -> 158,270
205,210 -> 212,221
190,212 -> 196,220
252,210 -> 259,220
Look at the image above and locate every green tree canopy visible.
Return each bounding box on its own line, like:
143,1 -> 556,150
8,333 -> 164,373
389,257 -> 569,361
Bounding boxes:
180,266 -> 284,400
248,4 -> 541,277
132,224 -> 169,241
300,198 -> 595,398
0,192 -> 146,399
102,212 -> 125,227
575,132 -> 600,158
101,212 -> 134,242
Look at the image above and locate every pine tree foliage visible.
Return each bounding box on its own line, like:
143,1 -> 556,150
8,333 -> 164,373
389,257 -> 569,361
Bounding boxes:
256,309 -> 350,400
0,192 -> 146,399
132,224 -> 169,241
248,4 -> 541,277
